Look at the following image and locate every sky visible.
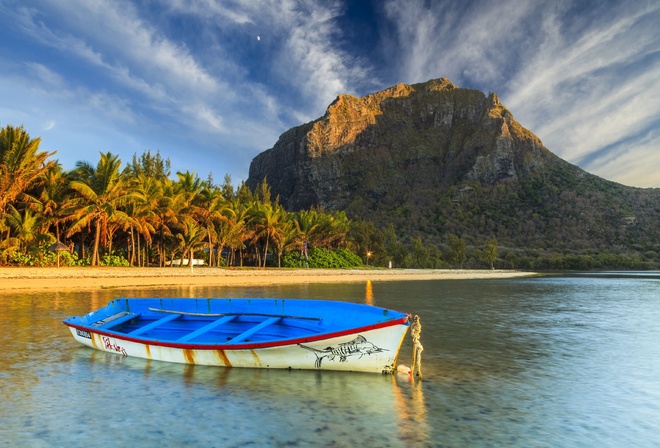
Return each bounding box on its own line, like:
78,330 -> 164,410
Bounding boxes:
0,0 -> 658,188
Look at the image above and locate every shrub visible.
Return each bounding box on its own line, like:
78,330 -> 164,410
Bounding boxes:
100,254 -> 130,267
8,250 -> 38,266
281,247 -> 363,268
282,251 -> 306,268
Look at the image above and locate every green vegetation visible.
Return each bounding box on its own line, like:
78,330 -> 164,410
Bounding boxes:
343,159 -> 659,269
342,173 -> 660,270
2,123 -> 657,270
281,247 -> 362,268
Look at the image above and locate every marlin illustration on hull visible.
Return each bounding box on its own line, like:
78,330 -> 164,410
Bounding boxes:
299,335 -> 387,368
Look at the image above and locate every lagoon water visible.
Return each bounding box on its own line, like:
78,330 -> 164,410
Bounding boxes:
1,273 -> 659,447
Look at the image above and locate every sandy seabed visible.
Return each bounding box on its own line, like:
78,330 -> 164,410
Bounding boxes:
0,266 -> 536,292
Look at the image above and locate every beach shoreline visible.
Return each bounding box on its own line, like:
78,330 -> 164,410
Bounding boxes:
0,267 -> 536,292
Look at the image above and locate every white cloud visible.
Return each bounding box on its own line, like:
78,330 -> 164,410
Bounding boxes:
42,120 -> 56,131
280,2 -> 349,106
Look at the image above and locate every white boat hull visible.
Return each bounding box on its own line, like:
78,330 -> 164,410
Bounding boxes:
69,323 -> 409,373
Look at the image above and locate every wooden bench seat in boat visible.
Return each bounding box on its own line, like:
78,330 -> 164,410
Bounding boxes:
176,315 -> 237,343
91,312 -> 140,329
128,313 -> 181,336
227,317 -> 282,344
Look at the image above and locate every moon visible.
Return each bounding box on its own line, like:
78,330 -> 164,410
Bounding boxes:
257,35 -> 261,41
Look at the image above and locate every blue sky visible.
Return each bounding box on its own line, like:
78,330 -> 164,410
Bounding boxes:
1,0 -> 658,188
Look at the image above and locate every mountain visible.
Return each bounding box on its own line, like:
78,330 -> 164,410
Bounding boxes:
247,78 -> 660,264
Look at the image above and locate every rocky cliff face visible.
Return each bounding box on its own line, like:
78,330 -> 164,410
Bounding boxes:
248,78 -> 562,211
247,78 -> 659,251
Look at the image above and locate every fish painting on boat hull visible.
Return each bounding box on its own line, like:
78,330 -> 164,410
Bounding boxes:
299,335 -> 386,368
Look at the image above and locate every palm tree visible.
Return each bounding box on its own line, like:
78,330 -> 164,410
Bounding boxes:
175,216 -> 207,273
250,202 -> 286,267
66,152 -> 136,266
222,198 -> 250,266
128,174 -> 162,266
174,170 -> 204,212
317,210 -> 351,249
292,208 -> 350,250
293,209 -> 321,248
0,125 -> 56,215
4,204 -> 52,256
272,218 -> 301,267
24,164 -> 69,242
163,171 -> 205,265
197,185 -> 231,267
154,178 -> 188,266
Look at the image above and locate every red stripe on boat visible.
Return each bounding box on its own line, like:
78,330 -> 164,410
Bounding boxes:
64,315 -> 411,350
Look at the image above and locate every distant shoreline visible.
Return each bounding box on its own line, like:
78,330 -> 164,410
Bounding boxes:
0,267 -> 536,292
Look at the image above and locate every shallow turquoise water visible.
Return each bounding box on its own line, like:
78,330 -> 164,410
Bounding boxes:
1,273 -> 659,447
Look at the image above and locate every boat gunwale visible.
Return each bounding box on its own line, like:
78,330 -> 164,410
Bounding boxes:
64,315 -> 411,351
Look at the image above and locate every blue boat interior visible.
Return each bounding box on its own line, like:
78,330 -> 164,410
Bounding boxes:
65,298 -> 407,345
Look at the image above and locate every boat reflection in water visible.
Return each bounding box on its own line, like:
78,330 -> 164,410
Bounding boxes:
392,371 -> 430,445
78,348 -> 430,445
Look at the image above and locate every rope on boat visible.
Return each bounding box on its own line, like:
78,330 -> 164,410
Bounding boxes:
411,315 -> 423,380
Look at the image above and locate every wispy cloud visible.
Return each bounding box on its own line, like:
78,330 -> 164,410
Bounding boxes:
21,1 -> 220,99
589,127 -> 660,188
276,1 -> 351,109
503,3 -> 660,186
165,0 -> 256,26
166,0 -> 371,118
42,120 -> 56,131
16,62 -> 137,126
382,0 -> 537,86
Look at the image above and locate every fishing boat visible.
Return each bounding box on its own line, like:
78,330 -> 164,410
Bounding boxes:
63,298 -> 412,374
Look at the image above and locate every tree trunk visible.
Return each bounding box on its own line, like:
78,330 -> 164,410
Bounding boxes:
263,237 -> 269,268
92,221 -> 101,266
216,244 -> 224,267
207,233 -> 214,266
159,228 -> 164,267
129,225 -> 139,266
137,233 -> 142,267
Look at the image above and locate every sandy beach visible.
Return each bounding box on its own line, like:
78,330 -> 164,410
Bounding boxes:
0,266 -> 535,291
